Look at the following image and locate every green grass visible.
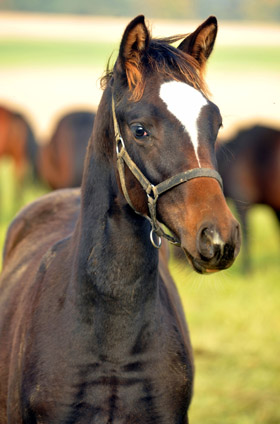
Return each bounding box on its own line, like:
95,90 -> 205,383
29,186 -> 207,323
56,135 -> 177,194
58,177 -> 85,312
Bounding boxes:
210,45 -> 280,72
172,262 -> 280,423
0,39 -> 279,72
1,160 -> 280,423
0,159 -> 48,268
0,38 -> 118,68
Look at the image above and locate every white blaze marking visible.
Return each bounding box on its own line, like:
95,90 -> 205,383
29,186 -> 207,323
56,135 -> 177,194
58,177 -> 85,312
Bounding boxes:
159,81 -> 208,167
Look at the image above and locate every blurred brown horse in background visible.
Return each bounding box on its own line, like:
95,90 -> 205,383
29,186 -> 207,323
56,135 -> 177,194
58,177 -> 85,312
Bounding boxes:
217,124 -> 280,270
38,110 -> 95,189
0,106 -> 95,191
0,105 -> 38,183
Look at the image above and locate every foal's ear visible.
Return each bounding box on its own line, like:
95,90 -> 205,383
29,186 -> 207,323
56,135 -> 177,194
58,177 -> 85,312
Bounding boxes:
119,15 -> 149,68
117,15 -> 149,98
178,16 -> 217,68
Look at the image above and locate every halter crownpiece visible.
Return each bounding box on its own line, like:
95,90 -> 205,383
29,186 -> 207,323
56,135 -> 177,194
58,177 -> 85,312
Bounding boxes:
112,96 -> 223,248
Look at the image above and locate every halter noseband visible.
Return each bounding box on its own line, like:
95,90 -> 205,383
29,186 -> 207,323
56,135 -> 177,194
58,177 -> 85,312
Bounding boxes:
112,96 -> 223,249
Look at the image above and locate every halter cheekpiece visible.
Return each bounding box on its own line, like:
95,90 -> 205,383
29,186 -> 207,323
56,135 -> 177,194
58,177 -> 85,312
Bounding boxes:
112,96 -> 223,249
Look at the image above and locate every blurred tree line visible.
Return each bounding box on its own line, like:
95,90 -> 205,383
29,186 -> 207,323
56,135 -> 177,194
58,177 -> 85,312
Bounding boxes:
0,0 -> 280,21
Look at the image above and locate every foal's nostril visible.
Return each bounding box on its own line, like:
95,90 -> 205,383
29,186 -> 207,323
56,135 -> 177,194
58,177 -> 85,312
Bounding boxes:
197,222 -> 240,265
197,227 -> 220,260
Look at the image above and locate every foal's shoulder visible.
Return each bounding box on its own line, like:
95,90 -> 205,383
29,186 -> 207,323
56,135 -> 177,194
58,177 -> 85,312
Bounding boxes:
2,188 -> 81,263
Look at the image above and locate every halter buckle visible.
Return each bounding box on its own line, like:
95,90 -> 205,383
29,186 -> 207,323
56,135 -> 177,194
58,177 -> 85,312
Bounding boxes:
146,184 -> 158,202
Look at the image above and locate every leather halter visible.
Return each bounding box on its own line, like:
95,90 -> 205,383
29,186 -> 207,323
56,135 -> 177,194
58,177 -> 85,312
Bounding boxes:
112,96 -> 223,248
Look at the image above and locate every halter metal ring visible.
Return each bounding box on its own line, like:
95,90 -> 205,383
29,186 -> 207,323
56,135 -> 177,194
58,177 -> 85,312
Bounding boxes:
150,229 -> 162,249
116,136 -> 125,155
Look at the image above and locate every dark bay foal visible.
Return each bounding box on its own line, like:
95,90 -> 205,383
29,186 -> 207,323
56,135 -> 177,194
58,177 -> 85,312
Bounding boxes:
0,16 -> 240,423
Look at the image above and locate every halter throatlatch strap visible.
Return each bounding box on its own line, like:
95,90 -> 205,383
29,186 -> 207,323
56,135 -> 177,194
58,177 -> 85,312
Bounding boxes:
112,96 -> 223,248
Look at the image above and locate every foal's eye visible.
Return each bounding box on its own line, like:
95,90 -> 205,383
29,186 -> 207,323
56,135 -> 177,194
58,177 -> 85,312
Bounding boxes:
131,124 -> 149,140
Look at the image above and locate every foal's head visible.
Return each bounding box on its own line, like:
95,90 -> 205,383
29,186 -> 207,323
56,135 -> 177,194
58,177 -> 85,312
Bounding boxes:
101,15 -> 240,273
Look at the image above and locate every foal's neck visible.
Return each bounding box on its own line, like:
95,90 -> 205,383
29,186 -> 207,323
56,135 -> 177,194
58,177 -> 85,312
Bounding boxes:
74,95 -> 159,312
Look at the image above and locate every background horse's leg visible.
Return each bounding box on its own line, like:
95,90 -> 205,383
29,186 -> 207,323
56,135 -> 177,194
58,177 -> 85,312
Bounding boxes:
275,210 -> 280,248
275,210 -> 280,224
235,201 -> 251,273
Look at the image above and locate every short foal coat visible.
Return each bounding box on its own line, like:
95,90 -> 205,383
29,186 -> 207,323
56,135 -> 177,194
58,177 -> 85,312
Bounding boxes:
0,16 -> 240,423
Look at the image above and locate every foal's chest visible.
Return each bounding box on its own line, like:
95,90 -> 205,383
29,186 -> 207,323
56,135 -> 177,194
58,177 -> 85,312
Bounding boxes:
27,354 -> 191,423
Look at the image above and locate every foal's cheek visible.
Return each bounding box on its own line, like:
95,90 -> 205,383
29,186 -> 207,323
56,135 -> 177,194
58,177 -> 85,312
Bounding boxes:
156,190 -> 197,255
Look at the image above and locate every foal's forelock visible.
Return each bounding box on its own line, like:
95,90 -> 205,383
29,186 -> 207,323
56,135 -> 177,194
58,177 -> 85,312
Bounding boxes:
100,36 -> 208,102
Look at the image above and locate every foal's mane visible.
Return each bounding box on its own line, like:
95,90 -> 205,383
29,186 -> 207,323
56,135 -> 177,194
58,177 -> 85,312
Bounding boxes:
101,35 -> 209,101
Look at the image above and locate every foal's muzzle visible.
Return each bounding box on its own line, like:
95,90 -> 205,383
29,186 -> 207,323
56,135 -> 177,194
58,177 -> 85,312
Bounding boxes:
184,222 -> 241,274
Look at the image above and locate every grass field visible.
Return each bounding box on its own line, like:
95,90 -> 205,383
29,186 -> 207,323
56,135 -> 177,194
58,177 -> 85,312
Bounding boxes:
0,39 -> 280,72
1,27 -> 280,423
0,39 -> 118,68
